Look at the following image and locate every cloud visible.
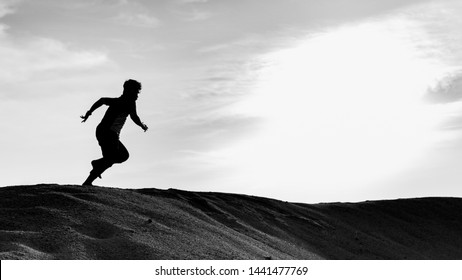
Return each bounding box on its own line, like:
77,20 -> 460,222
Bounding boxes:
181,59 -> 258,102
173,0 -> 213,22
0,0 -> 18,18
0,18 -> 107,84
183,9 -> 212,21
44,0 -> 161,28
0,0 -> 18,34
0,22 -> 8,37
0,37 -> 108,83
173,7 -> 212,22
114,12 -> 161,28
425,72 -> 462,104
197,36 -> 263,53
0,0 -> 109,84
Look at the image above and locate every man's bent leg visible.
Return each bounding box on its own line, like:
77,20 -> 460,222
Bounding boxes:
91,158 -> 114,178
84,129 -> 129,186
114,140 -> 129,164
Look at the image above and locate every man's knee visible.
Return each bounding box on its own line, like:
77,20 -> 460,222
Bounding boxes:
115,151 -> 129,164
121,151 -> 129,163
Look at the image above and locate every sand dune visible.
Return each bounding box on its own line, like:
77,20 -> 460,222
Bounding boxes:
1,184 -> 462,259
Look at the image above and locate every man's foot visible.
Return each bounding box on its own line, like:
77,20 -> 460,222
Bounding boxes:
83,170 -> 99,186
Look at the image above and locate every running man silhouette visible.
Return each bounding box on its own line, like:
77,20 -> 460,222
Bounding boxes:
81,79 -> 148,186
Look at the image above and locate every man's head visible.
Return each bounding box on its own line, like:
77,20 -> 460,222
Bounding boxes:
122,79 -> 142,100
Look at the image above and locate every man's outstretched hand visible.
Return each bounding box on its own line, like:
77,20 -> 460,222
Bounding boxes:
80,112 -> 91,123
141,123 -> 149,132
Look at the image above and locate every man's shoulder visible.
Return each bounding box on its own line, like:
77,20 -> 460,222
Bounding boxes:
110,97 -> 136,112
100,97 -> 117,105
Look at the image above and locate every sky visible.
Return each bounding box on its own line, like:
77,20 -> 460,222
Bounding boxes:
2,0 -> 462,203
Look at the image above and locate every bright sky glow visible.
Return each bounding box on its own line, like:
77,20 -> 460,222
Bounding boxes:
209,16 -> 462,201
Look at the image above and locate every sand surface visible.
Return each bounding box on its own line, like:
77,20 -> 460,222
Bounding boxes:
1,184 -> 462,259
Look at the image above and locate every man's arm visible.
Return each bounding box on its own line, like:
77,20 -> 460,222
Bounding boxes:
80,98 -> 112,122
130,108 -> 148,132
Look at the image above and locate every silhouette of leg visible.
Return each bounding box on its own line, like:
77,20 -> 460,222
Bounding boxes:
83,128 -> 129,186
83,172 -> 99,186
83,158 -> 114,186
113,140 -> 129,164
91,160 -> 103,178
91,158 -> 114,178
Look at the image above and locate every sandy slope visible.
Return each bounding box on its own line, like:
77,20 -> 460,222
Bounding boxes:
1,184 -> 461,259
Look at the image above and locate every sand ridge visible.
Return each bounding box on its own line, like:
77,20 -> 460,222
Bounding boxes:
1,184 -> 462,259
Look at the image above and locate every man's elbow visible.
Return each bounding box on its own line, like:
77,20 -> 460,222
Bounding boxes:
99,98 -> 111,105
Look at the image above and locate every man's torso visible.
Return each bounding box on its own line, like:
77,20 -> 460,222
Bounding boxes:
99,97 -> 135,135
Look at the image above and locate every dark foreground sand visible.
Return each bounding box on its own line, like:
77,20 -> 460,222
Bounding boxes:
1,184 -> 462,259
